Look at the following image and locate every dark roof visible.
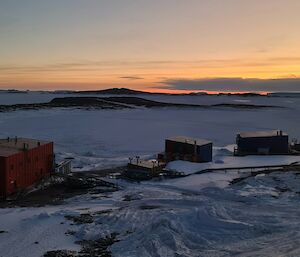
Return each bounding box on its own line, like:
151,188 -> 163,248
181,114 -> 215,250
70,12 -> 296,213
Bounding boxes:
0,137 -> 52,157
238,130 -> 288,138
166,136 -> 212,146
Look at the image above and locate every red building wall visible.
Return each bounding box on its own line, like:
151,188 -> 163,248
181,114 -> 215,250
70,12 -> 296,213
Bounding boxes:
0,158 -> 6,198
0,142 -> 53,198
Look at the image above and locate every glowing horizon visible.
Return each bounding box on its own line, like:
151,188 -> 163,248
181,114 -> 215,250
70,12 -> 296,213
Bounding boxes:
1,1 -> 300,92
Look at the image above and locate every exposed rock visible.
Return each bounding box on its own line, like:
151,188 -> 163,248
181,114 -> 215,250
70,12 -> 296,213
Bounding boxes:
43,250 -> 77,257
77,233 -> 119,257
139,205 -> 161,210
122,194 -> 142,201
65,213 -> 94,224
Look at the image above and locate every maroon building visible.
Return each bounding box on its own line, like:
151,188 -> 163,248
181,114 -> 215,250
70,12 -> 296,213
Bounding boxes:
0,137 -> 54,199
162,136 -> 213,163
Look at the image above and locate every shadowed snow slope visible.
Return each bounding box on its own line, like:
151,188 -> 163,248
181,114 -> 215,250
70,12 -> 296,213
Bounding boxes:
1,171 -> 300,257
70,172 -> 300,257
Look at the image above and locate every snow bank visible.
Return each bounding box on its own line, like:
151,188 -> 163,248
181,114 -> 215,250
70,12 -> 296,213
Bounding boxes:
68,171 -> 300,257
167,152 -> 300,175
0,208 -> 80,257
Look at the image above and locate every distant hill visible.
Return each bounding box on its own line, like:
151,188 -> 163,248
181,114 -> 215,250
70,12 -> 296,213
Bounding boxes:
5,87 -> 298,97
0,89 -> 29,94
74,89 -> 268,97
75,88 -> 153,95
267,92 -> 300,98
217,92 -> 264,97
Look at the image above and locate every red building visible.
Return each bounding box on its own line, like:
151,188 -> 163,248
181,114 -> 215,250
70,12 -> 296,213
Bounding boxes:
0,137 -> 54,199
162,136 -> 213,163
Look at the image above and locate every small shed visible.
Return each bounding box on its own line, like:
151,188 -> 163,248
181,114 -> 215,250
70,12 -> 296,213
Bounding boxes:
164,136 -> 213,163
56,159 -> 72,174
126,158 -> 165,180
235,130 -> 289,155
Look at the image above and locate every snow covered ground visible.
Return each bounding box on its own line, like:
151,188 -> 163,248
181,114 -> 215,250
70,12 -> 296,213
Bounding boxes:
0,93 -> 300,256
2,169 -> 300,257
94,172 -> 300,257
0,194 -> 117,257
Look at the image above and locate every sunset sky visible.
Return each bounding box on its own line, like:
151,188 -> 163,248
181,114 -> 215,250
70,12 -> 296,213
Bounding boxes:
1,0 -> 300,92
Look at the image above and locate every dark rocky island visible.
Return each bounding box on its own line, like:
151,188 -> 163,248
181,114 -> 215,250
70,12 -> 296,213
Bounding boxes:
0,96 -> 283,113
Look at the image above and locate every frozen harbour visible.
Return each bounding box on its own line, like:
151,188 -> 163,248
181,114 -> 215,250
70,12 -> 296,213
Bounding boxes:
0,92 -> 299,170
0,93 -> 300,257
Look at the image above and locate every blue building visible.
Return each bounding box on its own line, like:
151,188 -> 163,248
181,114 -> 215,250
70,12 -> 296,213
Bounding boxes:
235,130 -> 289,155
